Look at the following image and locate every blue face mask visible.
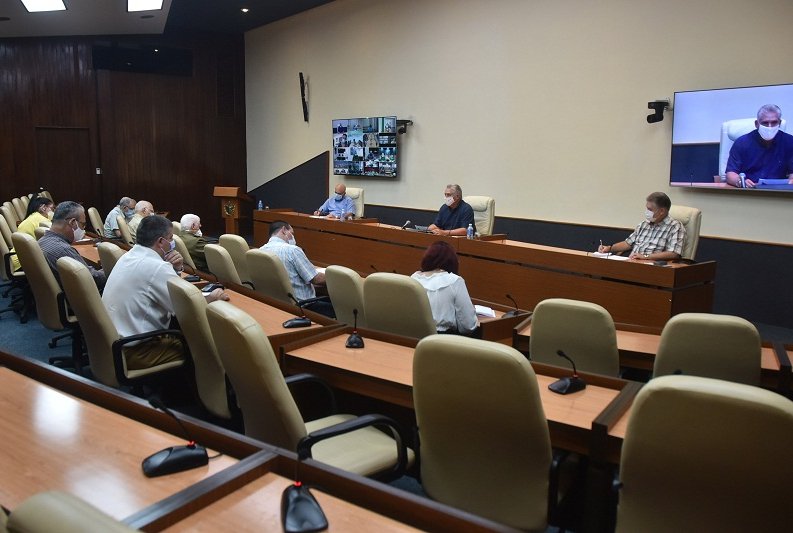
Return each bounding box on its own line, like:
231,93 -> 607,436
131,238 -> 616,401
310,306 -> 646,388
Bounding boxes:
168,238 -> 176,252
335,193 -> 344,201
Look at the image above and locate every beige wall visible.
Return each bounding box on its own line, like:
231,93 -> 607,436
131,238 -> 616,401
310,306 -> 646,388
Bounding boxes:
246,0 -> 793,245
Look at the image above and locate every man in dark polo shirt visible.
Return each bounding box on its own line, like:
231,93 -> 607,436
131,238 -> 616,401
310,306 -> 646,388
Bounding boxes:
428,184 -> 475,237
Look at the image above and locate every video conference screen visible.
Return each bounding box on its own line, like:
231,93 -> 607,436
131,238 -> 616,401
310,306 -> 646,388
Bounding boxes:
670,82 -> 793,192
332,116 -> 397,177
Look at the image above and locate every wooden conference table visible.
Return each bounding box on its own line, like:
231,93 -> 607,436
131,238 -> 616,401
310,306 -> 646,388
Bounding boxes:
253,210 -> 716,329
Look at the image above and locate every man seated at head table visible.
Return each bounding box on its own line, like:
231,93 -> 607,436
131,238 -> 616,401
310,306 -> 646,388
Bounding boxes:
313,183 -> 355,220
411,241 -> 479,335
725,104 -> 793,189
597,191 -> 686,261
102,215 -> 229,370
427,183 -> 476,237
127,200 -> 155,243
179,213 -> 209,272
38,201 -> 107,290
103,196 -> 136,239
260,220 -> 335,318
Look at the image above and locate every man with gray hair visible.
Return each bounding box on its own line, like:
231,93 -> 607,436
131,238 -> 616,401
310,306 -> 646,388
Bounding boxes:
103,196 -> 136,238
179,213 -> 208,272
428,183 -> 475,236
127,200 -> 155,243
726,104 -> 793,188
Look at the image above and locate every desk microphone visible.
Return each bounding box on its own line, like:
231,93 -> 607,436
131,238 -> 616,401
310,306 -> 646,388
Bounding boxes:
400,219 -> 412,230
345,308 -> 364,348
284,293 -> 312,328
503,294 -> 520,318
548,350 -> 586,395
142,396 -> 208,477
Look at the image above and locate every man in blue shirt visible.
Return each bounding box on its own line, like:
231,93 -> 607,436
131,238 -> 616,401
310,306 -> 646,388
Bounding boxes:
726,104 -> 793,188
428,184 -> 475,237
314,183 -> 356,219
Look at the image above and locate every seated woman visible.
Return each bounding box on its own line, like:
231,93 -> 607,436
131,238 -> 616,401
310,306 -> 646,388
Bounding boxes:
411,241 -> 479,335
11,196 -> 54,271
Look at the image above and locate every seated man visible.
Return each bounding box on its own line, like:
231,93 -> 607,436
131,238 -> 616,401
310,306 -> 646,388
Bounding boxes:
179,213 -> 209,272
313,183 -> 355,220
103,197 -> 136,238
725,104 -> 793,188
260,220 -> 334,317
102,215 -> 228,370
38,201 -> 106,290
127,200 -> 154,243
428,183 -> 475,236
598,192 -> 686,261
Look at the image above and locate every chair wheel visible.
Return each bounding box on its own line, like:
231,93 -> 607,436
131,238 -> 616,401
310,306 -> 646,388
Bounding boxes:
48,340 -> 57,348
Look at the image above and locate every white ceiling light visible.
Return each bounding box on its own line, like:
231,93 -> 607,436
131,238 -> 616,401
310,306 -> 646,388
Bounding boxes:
128,0 -> 163,12
20,0 -> 66,12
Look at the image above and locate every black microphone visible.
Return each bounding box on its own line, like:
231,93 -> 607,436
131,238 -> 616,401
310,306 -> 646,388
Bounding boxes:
345,308 -> 364,348
400,219 -> 412,230
284,293 -> 311,328
502,293 -> 520,318
142,396 -> 208,477
281,442 -> 328,533
547,350 -> 586,395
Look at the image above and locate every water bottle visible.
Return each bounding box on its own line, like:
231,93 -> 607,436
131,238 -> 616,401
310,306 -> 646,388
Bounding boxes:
466,223 -> 474,240
738,173 -> 746,188
257,200 -> 263,210
340,208 -> 346,221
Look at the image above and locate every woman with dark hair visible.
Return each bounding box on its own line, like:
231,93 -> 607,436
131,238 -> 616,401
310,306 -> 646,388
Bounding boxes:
411,241 -> 478,335
10,196 -> 55,271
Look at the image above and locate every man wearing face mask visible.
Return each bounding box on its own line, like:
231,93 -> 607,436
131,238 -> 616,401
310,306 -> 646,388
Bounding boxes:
103,215 -> 229,370
428,184 -> 475,237
314,183 -> 355,220
38,201 -> 107,290
725,104 -> 793,188
261,220 -> 335,317
103,197 -> 136,239
598,192 -> 685,261
127,200 -> 155,243
179,213 -> 209,272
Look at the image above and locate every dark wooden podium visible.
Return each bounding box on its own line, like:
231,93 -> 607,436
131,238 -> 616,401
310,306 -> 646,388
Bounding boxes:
213,186 -> 252,234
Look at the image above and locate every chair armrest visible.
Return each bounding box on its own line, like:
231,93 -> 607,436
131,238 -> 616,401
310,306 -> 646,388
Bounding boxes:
111,329 -> 186,385
242,281 -> 255,290
285,373 -> 337,415
296,295 -> 331,307
297,413 -> 409,478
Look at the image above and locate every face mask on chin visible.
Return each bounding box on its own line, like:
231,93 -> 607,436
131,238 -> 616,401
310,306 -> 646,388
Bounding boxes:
758,124 -> 779,141
444,196 -> 455,207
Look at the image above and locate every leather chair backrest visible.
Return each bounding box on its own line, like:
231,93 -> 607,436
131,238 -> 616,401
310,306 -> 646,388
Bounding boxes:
96,242 -> 125,277
719,118 -> 787,177
218,234 -> 251,285
19,194 -> 30,211
653,312 -> 761,385
463,195 -> 495,236
172,220 -> 181,236
363,272 -> 436,338
39,190 -> 53,201
1,205 -> 18,232
414,335 -> 552,530
616,375 -> 793,532
529,298 -> 620,377
6,490 -> 139,533
34,227 -> 47,240
172,234 -> 196,271
11,232 -> 64,331
346,187 -> 364,218
87,207 -> 104,236
115,215 -> 134,246
204,243 -> 242,285
56,257 -> 120,387
206,300 -> 306,447
325,265 -> 366,328
0,216 -> 13,254
0,224 -> 13,283
668,205 -> 701,260
11,198 -> 26,222
167,277 -> 230,419
245,249 -> 293,304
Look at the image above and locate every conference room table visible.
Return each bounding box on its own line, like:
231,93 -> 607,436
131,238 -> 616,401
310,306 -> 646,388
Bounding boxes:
253,210 -> 716,329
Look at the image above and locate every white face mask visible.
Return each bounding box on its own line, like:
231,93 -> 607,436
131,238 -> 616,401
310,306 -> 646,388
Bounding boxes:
644,209 -> 655,222
288,236 -> 297,246
73,226 -> 85,242
758,124 -> 779,141
46,209 -> 54,220
195,229 -> 202,237
444,196 -> 455,207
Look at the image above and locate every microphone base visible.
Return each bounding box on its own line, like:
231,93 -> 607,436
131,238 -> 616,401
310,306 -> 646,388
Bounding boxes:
282,483 -> 328,533
345,332 -> 364,349
142,444 -> 208,477
502,310 -> 520,318
283,317 -> 312,328
548,376 -> 586,395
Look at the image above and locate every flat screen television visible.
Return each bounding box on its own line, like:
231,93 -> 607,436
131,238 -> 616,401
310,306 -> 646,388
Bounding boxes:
670,82 -> 793,192
332,116 -> 397,177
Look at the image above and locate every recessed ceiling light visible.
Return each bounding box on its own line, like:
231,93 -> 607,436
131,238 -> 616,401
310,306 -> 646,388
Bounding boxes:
20,0 -> 66,12
128,0 -> 163,12
241,8 -> 249,13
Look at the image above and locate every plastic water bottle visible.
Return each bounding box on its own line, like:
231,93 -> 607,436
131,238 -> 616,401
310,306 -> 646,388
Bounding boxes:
466,223 -> 474,240
257,200 -> 263,210
340,208 -> 346,221
738,173 -> 746,188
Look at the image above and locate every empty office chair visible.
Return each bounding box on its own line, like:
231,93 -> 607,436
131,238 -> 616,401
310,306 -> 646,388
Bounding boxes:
0,207 -> 15,246
11,197 -> 26,222
668,205 -> 701,260
1,204 -> 18,232
205,243 -> 245,286
96,242 -> 125,277
4,490 -> 139,533
172,234 -> 196,272
245,249 -> 293,304
56,257 -> 186,388
167,277 -> 232,419
115,215 -> 134,245
529,298 -> 620,377
0,228 -> 28,319
364,272 -> 436,338
718,117 -> 787,178
616,375 -> 793,532
206,300 -> 413,477
653,312 -> 761,386
325,265 -> 366,328
463,195 -> 495,236
346,186 -> 365,218
87,207 -> 104,236
414,335 -> 553,530
218,233 -> 251,286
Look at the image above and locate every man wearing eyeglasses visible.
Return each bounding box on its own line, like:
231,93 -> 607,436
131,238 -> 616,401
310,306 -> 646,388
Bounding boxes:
726,104 -> 793,188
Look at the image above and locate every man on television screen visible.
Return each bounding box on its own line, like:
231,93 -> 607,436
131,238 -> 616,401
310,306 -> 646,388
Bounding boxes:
428,184 -> 475,237
725,104 -> 793,188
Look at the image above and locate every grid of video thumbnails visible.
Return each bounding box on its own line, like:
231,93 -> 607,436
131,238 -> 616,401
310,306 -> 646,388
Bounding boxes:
333,116 -> 397,176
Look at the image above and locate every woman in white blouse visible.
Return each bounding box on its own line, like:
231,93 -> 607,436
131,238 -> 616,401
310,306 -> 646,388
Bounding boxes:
411,241 -> 479,335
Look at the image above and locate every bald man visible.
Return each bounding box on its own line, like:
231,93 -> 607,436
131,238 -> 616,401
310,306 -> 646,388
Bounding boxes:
314,183 -> 355,220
